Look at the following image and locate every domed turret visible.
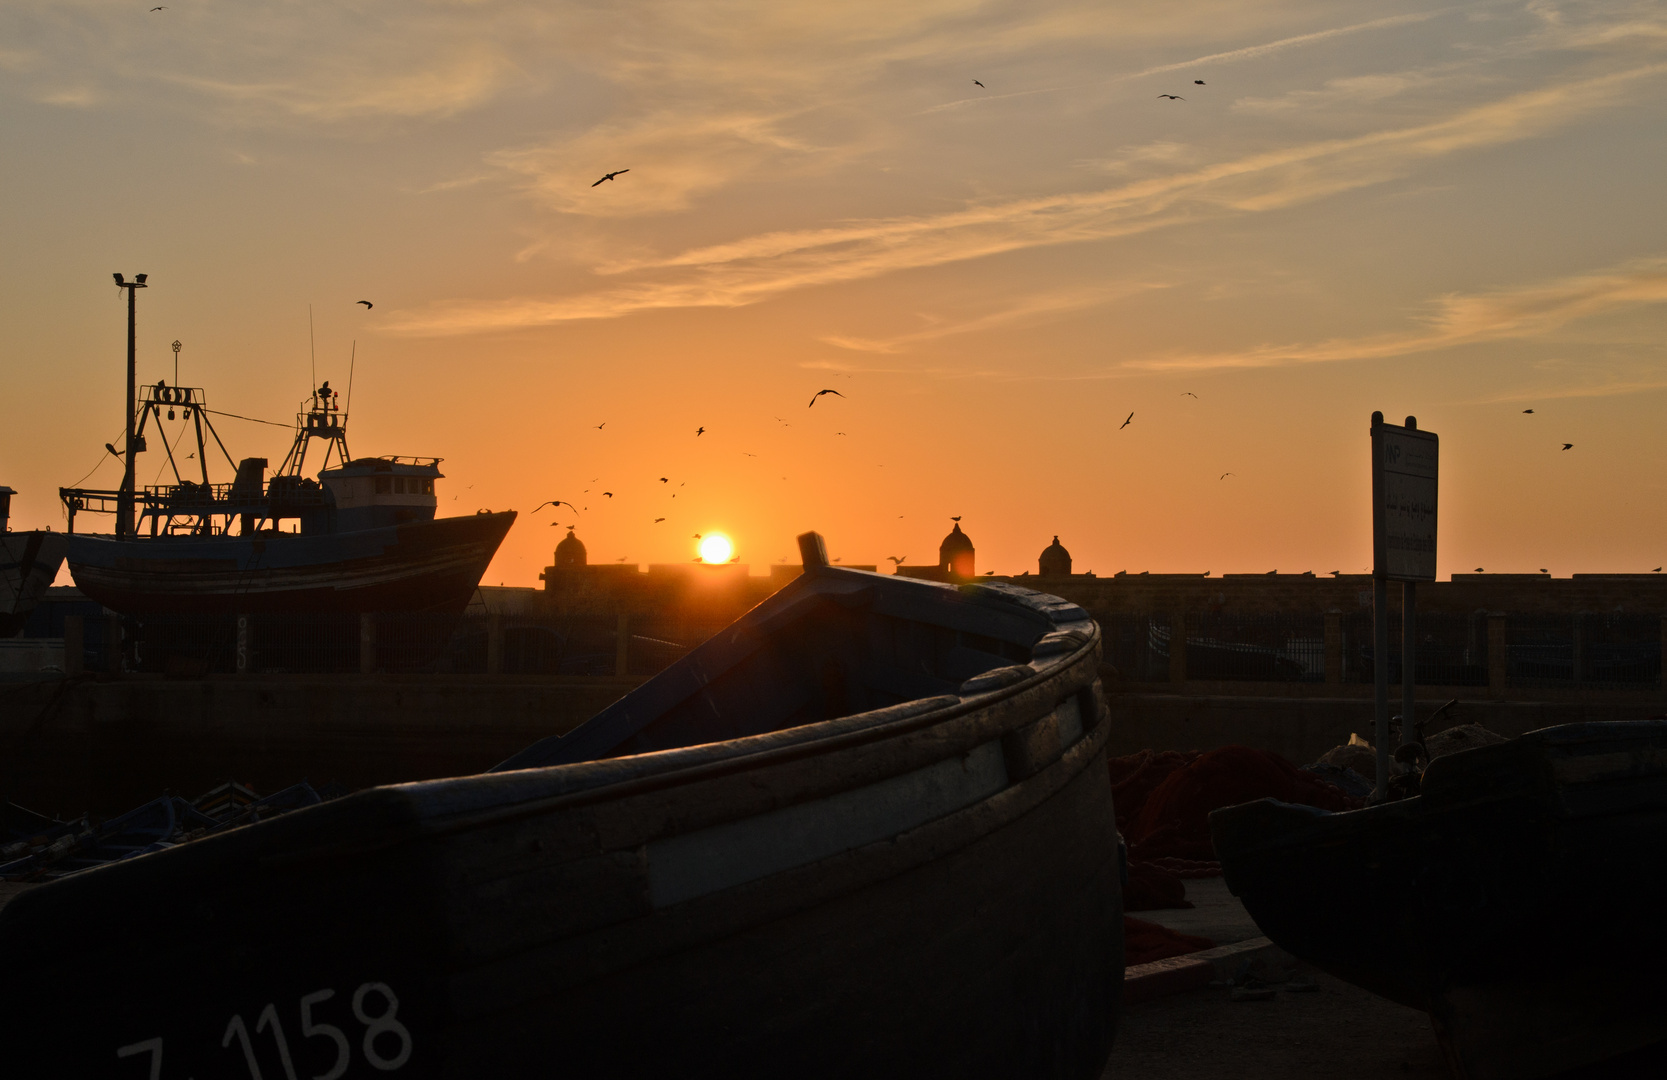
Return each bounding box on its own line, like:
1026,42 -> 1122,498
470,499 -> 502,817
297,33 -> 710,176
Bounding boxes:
555,528 -> 587,569
939,522 -> 975,578
1039,535 -> 1072,577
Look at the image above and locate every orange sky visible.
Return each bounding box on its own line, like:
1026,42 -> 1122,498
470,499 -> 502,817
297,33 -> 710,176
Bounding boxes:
6,1 -> 1667,584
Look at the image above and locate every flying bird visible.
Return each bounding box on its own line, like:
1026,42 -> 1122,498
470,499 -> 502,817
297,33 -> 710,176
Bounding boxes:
1540,568 -> 1548,573
808,389 -> 845,407
654,517 -> 665,523
741,452 -> 757,457
1119,412 -> 1133,430
888,556 -> 907,565
1194,80 -> 1205,85
1158,94 -> 1185,100
356,300 -> 373,309
532,500 -> 578,514
973,80 -> 984,87
659,477 -> 669,483
1220,472 -> 1234,480
150,5 -> 164,9
1181,392 -> 1198,398
595,422 -> 606,429
836,432 -> 846,436
1562,443 -> 1574,450
1522,409 -> 1534,414
695,427 -> 705,436
694,533 -> 701,539
602,491 -> 612,497
592,169 -> 629,187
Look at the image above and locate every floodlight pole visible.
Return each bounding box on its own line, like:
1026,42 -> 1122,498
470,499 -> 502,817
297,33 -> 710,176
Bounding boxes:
113,273 -> 148,539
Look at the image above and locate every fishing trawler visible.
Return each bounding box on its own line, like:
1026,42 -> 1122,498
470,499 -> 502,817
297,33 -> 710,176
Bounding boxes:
1,486 -> 69,637
60,379 -> 514,615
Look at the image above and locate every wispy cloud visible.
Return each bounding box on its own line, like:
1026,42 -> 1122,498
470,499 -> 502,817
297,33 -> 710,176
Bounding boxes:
389,63 -> 1667,335
1127,256 -> 1667,371
819,284 -> 1164,353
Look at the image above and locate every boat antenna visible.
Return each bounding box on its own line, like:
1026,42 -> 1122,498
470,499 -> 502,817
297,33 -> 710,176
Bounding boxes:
346,339 -> 356,420
308,304 -> 316,391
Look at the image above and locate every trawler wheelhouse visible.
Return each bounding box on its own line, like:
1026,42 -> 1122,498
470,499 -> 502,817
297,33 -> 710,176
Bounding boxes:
320,457 -> 442,532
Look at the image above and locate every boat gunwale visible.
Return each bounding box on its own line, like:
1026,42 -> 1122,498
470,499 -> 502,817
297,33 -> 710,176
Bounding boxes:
445,695 -> 1118,1007
297,628 -> 1105,856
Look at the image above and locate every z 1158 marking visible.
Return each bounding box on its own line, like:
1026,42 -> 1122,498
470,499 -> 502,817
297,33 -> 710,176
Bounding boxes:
117,981 -> 412,1079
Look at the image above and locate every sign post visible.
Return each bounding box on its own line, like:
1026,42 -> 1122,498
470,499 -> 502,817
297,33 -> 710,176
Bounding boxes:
1370,412 -> 1438,801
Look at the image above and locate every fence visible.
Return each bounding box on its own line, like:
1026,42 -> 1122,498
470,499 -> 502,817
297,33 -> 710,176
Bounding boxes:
1100,610 -> 1663,690
69,612 -> 693,679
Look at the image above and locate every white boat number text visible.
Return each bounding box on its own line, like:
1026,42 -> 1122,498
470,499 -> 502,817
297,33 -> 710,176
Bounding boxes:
115,982 -> 412,1079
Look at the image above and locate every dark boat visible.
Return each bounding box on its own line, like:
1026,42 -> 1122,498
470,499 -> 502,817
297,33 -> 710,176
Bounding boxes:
1209,720 -> 1667,1080
0,533 -> 1120,1078
0,487 -> 70,638
60,381 -> 513,615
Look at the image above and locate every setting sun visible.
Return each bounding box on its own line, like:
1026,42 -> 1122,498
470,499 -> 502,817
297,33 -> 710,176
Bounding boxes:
698,533 -> 734,564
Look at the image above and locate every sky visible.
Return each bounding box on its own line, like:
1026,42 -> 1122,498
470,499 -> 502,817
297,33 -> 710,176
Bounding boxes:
5,0 -> 1667,584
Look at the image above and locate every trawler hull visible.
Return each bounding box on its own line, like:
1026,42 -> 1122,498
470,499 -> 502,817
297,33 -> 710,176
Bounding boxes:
1,531 -> 69,637
66,511 -> 515,615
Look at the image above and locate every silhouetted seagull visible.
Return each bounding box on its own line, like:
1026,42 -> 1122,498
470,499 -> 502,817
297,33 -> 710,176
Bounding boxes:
1120,412 -> 1133,429
659,477 -> 669,483
808,389 -> 845,407
888,556 -> 907,565
695,427 -> 705,436
1158,94 -> 1184,100
356,300 -> 373,309
1181,392 -> 1198,398
595,422 -> 605,429
1194,80 -> 1205,85
592,170 -> 629,187
973,80 -> 984,87
1522,409 -> 1534,414
1220,472 -> 1233,479
603,491 -> 612,497
1562,443 -> 1573,450
654,517 -> 665,523
532,500 -> 578,514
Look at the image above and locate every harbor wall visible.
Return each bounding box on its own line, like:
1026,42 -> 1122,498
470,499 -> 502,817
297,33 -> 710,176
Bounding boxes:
0,675 -> 634,817
4,673 -> 1662,818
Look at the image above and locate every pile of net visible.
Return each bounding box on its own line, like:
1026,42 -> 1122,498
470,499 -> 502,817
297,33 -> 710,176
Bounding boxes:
1112,746 -> 1362,965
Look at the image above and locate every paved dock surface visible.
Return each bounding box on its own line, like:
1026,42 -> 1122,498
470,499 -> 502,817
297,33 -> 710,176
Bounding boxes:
1105,967 -> 1447,1079
1133,876 -> 1262,945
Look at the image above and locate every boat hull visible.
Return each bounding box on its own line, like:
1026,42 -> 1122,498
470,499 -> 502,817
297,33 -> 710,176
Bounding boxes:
1,531 -> 69,637
1210,721 -> 1667,1080
65,511 -> 515,615
0,568 -> 1122,1077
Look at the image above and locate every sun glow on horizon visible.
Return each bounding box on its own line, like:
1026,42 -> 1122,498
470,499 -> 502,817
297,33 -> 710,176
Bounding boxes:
698,533 -> 734,564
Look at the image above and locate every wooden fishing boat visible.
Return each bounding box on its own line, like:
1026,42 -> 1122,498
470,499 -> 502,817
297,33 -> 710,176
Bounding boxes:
0,533 -> 1122,1079
1209,719 -> 1667,1080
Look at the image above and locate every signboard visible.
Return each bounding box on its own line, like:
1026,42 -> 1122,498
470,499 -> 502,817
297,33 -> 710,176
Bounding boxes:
1371,414 -> 1438,582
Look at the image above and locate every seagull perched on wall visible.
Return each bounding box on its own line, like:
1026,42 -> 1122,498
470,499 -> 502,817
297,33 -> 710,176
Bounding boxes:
808,389 -> 845,407
592,169 -> 629,186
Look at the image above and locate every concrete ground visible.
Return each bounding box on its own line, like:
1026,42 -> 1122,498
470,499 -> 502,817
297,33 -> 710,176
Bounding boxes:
1132,876 -> 1261,945
1105,966 -> 1447,1079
